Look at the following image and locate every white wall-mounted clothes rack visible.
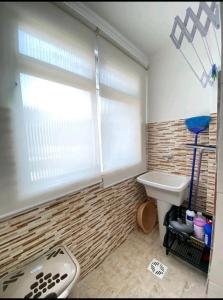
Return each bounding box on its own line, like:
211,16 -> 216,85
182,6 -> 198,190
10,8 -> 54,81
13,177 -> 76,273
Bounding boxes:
170,2 -> 221,88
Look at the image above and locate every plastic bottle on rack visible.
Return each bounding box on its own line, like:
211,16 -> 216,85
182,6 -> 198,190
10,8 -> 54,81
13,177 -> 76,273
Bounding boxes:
186,209 -> 196,226
193,212 -> 206,240
204,220 -> 213,248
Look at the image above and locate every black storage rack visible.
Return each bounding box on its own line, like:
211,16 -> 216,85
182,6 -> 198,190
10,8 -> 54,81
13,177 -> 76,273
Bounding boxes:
163,205 -> 212,274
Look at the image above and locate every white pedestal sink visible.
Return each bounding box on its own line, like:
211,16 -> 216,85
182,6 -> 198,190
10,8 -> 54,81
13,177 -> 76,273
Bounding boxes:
137,171 -> 190,245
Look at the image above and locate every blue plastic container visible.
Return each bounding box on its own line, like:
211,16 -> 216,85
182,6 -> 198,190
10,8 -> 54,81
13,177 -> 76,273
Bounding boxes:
204,221 -> 212,248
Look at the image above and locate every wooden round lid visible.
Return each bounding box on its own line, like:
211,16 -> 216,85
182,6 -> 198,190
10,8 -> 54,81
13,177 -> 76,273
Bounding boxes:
137,201 -> 157,233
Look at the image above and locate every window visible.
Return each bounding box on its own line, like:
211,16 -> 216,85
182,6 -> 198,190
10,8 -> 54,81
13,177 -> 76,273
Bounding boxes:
19,73 -> 100,199
0,2 -> 146,218
0,2 -> 101,218
98,37 -> 146,187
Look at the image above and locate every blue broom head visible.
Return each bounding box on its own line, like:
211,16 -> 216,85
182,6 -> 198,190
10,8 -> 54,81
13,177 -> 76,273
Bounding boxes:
185,116 -> 211,134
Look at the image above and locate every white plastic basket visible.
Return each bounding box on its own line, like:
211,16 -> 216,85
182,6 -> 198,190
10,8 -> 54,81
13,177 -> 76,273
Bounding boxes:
0,245 -> 80,298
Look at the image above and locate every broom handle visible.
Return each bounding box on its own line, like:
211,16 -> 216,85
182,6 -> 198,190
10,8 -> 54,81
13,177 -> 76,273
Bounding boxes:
188,133 -> 198,210
194,148 -> 203,202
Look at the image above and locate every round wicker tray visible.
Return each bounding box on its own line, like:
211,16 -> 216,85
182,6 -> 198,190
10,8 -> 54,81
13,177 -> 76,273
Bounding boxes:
137,201 -> 157,233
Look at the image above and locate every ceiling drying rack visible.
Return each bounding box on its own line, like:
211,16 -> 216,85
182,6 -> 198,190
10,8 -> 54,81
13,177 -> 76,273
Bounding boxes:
170,2 -> 221,88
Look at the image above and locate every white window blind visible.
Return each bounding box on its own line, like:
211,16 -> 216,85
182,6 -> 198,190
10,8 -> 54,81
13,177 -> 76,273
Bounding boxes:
0,2 -> 101,218
98,37 -> 147,187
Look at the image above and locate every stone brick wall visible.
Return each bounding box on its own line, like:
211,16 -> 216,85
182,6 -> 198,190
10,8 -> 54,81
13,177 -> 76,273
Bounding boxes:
0,178 -> 147,279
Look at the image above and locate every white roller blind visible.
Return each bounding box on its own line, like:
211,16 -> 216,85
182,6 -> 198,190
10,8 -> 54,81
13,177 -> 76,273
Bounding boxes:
0,2 -> 101,218
98,37 -> 147,187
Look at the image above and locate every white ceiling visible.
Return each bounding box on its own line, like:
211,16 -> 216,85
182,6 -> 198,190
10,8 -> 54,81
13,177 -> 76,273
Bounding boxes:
83,1 -> 200,57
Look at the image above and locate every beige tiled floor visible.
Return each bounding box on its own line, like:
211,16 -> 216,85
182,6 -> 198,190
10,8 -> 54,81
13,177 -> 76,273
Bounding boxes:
71,226 -> 207,298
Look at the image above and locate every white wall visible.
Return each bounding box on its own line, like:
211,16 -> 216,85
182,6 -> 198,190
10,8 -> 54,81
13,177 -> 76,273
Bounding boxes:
148,30 -> 220,123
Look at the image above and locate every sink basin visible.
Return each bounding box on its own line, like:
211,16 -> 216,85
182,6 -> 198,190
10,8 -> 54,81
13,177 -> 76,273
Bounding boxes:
137,171 -> 190,206
137,171 -> 190,245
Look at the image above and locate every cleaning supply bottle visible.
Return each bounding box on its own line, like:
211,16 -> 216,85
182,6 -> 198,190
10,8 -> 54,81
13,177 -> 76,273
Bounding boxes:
193,212 -> 206,240
204,220 -> 213,248
186,209 -> 196,226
